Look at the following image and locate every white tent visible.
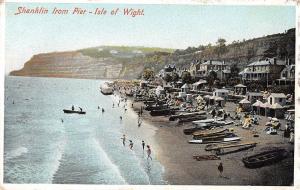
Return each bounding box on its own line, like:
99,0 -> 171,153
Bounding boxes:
239,99 -> 250,104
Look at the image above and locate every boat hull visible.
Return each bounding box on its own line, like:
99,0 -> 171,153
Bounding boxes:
242,149 -> 288,168
63,109 -> 86,114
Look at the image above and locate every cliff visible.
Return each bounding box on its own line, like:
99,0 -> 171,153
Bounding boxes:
10,28 -> 295,79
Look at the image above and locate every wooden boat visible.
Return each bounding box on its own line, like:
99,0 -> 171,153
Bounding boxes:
192,117 -> 223,124
205,141 -> 257,155
192,128 -> 228,137
193,133 -> 234,140
169,111 -> 206,121
145,104 -> 169,111
188,137 -> 241,144
150,109 -> 176,116
183,123 -> 221,135
242,149 -> 288,168
205,141 -> 256,151
63,109 -> 86,114
178,115 -> 207,123
100,82 -> 114,95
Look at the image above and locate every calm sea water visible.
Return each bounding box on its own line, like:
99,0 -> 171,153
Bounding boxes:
4,76 -> 166,184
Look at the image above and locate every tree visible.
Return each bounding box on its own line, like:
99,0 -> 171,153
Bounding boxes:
142,68 -> 155,80
215,38 -> 227,57
164,73 -> 172,83
171,72 -> 179,82
181,71 -> 192,84
207,71 -> 218,87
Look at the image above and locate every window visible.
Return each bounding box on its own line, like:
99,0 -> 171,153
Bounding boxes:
270,97 -> 273,105
279,98 -> 282,102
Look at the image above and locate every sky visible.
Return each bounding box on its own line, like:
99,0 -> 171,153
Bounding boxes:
5,3 -> 296,74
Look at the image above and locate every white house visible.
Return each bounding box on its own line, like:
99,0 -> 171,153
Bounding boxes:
267,93 -> 287,106
246,92 -> 263,104
213,89 -> 229,99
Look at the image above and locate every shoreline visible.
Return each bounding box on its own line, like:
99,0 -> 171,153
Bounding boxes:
128,97 -> 294,185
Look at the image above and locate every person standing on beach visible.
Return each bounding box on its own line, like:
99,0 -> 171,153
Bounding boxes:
121,135 -> 126,146
142,140 -> 145,151
146,145 -> 152,160
218,162 -> 223,177
129,140 -> 133,150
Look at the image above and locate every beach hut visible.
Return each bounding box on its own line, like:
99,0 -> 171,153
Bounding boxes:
252,100 -> 263,115
192,79 -> 207,91
239,99 -> 251,111
260,102 -> 272,116
246,92 -> 263,104
214,96 -> 225,107
213,89 -> 229,99
234,84 -> 247,95
268,93 -> 287,107
270,103 -> 284,118
181,83 -> 191,93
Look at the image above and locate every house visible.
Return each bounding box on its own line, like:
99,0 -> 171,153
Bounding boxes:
197,60 -> 231,81
158,64 -> 176,78
276,59 -> 295,85
213,89 -> 229,99
267,93 -> 287,106
189,60 -> 201,78
181,83 -> 191,93
246,92 -> 263,103
239,58 -> 285,83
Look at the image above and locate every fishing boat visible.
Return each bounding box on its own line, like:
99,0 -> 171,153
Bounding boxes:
193,133 -> 234,140
145,104 -> 169,111
192,117 -> 223,124
150,108 -> 176,116
100,82 -> 114,95
169,111 -> 206,121
242,149 -> 288,168
63,109 -> 86,114
183,123 -> 221,135
205,141 -> 257,155
177,115 -> 207,123
192,128 -> 228,137
188,137 -> 241,144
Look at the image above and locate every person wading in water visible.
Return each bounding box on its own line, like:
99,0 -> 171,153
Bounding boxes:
121,134 -> 126,146
146,145 -> 152,160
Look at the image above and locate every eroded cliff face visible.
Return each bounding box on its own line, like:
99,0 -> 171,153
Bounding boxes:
10,51 -> 144,79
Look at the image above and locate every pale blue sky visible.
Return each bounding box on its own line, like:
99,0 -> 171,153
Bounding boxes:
5,3 -> 296,73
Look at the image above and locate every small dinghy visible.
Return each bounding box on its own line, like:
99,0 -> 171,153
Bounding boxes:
242,149 -> 288,168
63,109 -> 86,114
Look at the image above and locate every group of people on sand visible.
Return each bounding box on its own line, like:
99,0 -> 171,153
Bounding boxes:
121,134 -> 152,160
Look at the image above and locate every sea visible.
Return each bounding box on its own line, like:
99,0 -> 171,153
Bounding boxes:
4,76 -> 166,184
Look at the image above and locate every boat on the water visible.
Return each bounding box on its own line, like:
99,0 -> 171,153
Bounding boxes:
63,109 -> 86,114
242,149 -> 288,168
100,82 -> 114,95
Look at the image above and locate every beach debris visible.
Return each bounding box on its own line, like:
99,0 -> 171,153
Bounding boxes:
193,154 -> 220,161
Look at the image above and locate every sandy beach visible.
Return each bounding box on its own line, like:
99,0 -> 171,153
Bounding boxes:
130,100 -> 294,185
